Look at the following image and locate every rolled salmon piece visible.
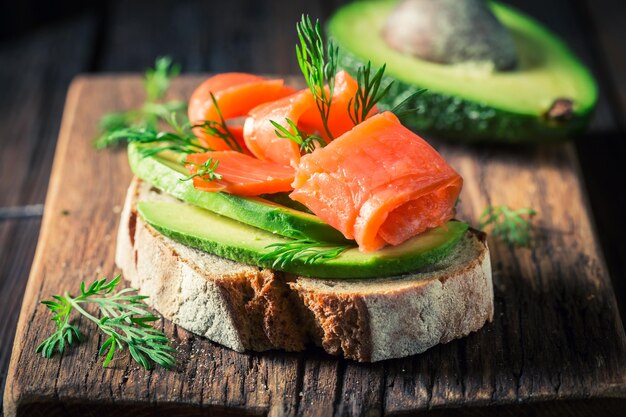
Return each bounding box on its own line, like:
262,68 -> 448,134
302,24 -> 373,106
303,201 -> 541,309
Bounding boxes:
291,111 -> 462,252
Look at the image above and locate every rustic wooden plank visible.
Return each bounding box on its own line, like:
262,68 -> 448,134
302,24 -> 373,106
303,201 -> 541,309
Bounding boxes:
576,138 -> 626,327
334,362 -> 384,417
98,0 -> 325,74
0,219 -> 41,409
505,0 -> 626,325
383,141 -> 626,414
578,0 -> 626,128
297,355 -> 340,417
3,76 -> 625,417
574,0 -> 626,324
409,399 -> 626,417
0,15 -> 97,207
0,15 -> 97,416
1,75 -> 297,417
0,205 -> 43,220
0,0 -> 94,40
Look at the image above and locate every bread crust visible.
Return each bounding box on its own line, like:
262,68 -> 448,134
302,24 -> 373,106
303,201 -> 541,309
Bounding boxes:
116,178 -> 493,361
290,230 -> 493,361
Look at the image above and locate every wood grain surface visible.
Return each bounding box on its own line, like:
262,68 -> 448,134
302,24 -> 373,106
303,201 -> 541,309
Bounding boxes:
3,75 -> 626,416
0,15 -> 97,411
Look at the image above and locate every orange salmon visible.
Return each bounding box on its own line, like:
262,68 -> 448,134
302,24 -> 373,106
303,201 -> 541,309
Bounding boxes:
243,70 -> 368,167
188,73 -> 295,151
186,151 -> 295,196
290,112 -> 462,252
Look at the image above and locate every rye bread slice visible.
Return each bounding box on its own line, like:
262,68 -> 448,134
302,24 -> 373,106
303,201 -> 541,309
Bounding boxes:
116,177 -> 493,362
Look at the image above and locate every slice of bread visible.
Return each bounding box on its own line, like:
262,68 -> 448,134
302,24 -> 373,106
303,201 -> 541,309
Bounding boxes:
116,177 -> 493,362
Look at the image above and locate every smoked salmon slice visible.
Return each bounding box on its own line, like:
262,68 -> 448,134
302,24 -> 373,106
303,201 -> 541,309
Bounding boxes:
188,73 -> 296,151
299,70 -> 368,140
243,70 -> 369,167
243,90 -> 316,167
186,151 -> 295,196
290,111 -> 462,252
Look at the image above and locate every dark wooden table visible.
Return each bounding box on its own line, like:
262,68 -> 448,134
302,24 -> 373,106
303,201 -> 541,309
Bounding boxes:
1,0 -> 625,415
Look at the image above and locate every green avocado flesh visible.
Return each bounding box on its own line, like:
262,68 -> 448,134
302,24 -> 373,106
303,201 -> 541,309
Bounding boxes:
328,0 -> 597,142
127,143 -> 347,243
137,201 -> 468,278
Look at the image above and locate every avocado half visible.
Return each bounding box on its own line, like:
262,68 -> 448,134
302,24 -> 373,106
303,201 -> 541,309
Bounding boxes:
327,0 -> 598,143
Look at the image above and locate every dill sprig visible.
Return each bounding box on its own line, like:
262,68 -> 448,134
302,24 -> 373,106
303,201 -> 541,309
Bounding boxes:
144,56 -> 180,102
107,112 -> 209,158
270,118 -> 326,154
390,89 -> 428,118
182,158 -> 222,182
261,240 -> 351,269
95,101 -> 187,149
260,231 -> 352,269
95,57 -> 186,149
36,275 -> 175,370
479,205 -> 537,247
192,92 -> 242,152
349,62 -> 393,125
103,121 -> 209,158
296,15 -> 338,140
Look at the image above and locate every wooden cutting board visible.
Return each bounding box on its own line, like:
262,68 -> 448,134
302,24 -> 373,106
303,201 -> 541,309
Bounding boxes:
3,75 -> 626,417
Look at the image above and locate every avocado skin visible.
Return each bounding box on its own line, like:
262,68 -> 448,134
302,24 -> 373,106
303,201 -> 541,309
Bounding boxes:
138,201 -> 469,279
128,143 -> 348,243
336,45 -> 593,143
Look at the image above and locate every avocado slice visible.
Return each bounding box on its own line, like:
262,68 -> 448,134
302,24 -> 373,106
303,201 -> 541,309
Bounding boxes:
128,143 -> 348,243
137,201 -> 468,278
328,0 -> 597,142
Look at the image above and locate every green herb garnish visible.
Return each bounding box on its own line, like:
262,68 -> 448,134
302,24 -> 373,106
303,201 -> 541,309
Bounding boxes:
37,275 -> 175,370
103,123 -> 209,158
479,205 -> 537,247
348,62 -> 393,125
192,92 -> 242,152
182,157 -> 222,182
296,15 -> 338,140
260,231 -> 352,268
390,89 -> 428,118
144,56 -> 180,102
270,118 -> 326,154
95,57 -> 186,149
